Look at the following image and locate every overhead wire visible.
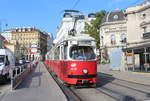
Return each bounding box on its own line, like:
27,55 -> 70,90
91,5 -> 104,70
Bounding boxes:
72,0 -> 80,9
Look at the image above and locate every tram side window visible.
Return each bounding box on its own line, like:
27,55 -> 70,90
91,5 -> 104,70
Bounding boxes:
61,46 -> 64,60
64,45 -> 67,59
54,47 -> 60,60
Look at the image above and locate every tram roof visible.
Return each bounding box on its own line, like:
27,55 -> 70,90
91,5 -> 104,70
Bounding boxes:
62,34 -> 95,42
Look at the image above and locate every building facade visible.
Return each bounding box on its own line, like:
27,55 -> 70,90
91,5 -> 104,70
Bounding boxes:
11,27 -> 47,61
124,0 -> 150,72
47,33 -> 53,51
100,10 -> 127,70
0,34 -> 5,48
1,30 -> 12,41
54,11 -> 96,44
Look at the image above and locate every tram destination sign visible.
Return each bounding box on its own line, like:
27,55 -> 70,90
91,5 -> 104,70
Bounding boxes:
78,41 -> 91,46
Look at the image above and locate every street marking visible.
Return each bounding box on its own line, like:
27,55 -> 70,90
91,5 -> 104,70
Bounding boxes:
0,85 -> 11,100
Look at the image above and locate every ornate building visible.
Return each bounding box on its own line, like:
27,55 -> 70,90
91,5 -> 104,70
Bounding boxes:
100,10 -> 127,70
11,27 -> 47,60
47,33 -> 53,51
54,10 -> 96,44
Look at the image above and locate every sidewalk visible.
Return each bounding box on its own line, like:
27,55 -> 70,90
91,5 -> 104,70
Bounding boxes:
1,62 -> 67,101
97,64 -> 150,86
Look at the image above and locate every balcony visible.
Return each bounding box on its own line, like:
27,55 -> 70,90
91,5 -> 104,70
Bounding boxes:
143,32 -> 150,39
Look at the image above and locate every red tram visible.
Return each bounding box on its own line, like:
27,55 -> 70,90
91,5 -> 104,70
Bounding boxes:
45,34 -> 97,86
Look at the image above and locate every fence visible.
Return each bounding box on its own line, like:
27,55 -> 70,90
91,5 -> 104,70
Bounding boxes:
10,62 -> 37,91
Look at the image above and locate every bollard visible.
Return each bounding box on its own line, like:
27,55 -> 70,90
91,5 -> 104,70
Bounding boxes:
15,68 -> 18,77
20,66 -> 22,74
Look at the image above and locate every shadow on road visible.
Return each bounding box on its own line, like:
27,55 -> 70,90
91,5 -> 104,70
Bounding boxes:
96,72 -> 115,88
16,65 -> 42,89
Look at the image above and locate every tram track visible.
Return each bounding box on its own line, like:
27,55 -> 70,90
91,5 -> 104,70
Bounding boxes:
98,73 -> 150,94
95,84 -> 146,101
97,73 -> 150,101
99,73 -> 150,87
46,66 -> 150,101
95,87 -> 120,101
98,81 -> 150,101
46,66 -> 83,101
108,81 -> 150,94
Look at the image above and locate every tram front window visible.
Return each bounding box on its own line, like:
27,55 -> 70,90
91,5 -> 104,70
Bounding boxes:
70,46 -> 96,60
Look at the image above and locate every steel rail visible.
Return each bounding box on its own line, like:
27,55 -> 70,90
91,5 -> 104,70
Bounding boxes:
99,73 -> 150,94
109,81 -> 150,94
99,73 -> 150,87
96,87 -> 124,101
96,85 -> 141,101
45,65 -> 83,101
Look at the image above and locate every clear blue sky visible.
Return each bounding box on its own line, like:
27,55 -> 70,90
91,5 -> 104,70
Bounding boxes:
0,0 -> 147,37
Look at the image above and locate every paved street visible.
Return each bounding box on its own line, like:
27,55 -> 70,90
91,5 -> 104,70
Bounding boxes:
0,62 -> 67,101
0,83 -> 11,100
72,71 -> 150,101
0,63 -> 149,101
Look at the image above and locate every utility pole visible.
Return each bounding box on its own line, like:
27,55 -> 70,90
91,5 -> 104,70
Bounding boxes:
0,19 -> 8,34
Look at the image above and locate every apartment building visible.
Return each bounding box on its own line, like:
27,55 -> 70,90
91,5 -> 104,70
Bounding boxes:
11,27 -> 47,60
100,10 -> 127,70
124,0 -> 150,72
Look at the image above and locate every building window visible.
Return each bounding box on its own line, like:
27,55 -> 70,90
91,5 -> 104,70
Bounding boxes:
143,26 -> 147,33
111,34 -> 116,45
140,13 -> 146,19
120,33 -> 126,43
113,15 -> 118,20
142,13 -> 146,19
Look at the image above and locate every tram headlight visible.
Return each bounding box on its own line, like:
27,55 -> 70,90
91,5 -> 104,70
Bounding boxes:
83,69 -> 88,74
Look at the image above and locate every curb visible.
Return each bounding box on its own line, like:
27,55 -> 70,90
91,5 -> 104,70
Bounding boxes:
100,72 -> 150,86
114,76 -> 150,86
131,72 -> 150,76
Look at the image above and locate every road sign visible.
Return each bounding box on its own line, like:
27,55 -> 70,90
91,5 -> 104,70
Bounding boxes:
126,52 -> 134,65
31,41 -> 38,48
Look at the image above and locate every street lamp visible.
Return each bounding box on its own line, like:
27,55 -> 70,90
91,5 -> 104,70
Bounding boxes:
0,19 -> 8,34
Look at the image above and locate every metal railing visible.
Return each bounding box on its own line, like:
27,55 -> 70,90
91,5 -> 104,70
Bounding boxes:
10,62 -> 35,91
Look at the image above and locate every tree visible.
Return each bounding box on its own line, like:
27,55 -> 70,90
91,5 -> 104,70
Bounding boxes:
83,10 -> 107,49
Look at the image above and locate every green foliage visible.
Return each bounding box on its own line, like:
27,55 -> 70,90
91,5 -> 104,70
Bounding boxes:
101,61 -> 110,64
83,10 -> 107,49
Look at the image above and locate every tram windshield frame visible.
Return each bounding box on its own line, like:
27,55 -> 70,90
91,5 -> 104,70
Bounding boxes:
70,46 -> 96,61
